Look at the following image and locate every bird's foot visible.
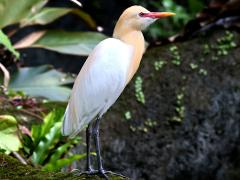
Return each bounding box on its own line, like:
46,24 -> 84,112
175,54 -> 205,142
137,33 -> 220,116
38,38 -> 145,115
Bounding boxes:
104,171 -> 128,178
79,169 -> 108,179
72,169 -> 127,180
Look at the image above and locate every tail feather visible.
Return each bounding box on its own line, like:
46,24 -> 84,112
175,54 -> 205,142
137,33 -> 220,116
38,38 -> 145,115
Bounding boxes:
62,104 -> 82,137
62,104 -> 89,138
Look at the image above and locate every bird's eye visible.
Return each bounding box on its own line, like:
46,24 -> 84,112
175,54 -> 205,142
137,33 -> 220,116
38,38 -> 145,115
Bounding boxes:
139,12 -> 145,17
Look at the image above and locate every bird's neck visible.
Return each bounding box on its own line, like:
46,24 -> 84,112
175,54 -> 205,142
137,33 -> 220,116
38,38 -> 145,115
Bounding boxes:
113,27 -> 145,83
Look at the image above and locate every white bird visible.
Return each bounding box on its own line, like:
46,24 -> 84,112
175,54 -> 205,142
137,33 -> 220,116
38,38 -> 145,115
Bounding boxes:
62,5 -> 175,178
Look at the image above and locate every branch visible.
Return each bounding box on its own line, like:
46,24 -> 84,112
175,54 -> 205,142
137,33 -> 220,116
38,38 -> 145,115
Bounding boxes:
0,63 -> 10,90
12,152 -> 27,165
18,109 -> 43,122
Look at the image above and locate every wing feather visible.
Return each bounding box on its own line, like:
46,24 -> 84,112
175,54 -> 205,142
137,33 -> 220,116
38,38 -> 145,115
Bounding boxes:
62,38 -> 134,137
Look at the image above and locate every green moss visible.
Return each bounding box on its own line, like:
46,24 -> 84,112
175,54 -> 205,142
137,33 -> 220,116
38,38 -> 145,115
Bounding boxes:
0,153 -> 129,180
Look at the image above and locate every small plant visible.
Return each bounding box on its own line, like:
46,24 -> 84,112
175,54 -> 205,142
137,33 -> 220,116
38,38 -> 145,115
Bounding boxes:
189,63 -> 198,70
135,76 -> 145,104
124,111 -> 132,121
215,31 -> 237,56
170,92 -> 185,123
199,68 -> 208,76
154,60 -> 166,71
144,118 -> 157,128
169,45 -> 181,66
203,44 -> 210,55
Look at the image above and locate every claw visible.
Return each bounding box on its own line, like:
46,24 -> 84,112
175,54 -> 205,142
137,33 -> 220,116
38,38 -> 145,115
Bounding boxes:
71,169 -> 81,176
98,169 -> 109,180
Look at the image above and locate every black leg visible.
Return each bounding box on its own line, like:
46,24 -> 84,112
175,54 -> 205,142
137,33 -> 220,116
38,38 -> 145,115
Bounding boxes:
93,117 -> 108,179
86,122 -> 93,172
73,118 -> 127,179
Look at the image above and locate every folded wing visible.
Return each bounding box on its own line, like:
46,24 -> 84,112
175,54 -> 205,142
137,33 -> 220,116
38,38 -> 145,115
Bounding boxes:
62,38 -> 134,137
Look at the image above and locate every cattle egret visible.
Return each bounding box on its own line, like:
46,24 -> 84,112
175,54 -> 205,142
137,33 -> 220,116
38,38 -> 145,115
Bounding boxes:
62,5 -> 175,178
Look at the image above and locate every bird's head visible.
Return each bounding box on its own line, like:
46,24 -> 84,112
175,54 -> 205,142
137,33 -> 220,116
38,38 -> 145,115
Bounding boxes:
115,6 -> 175,31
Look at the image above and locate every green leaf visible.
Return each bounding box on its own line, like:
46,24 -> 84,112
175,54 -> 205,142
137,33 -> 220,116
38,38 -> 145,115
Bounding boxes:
21,134 -> 35,155
32,30 -> 107,56
47,137 -> 81,165
32,109 -> 64,145
22,7 -> 72,26
0,0 -> 48,28
0,115 -> 22,154
32,122 -> 62,165
188,0 -> 204,14
9,65 -> 74,101
22,7 -> 96,28
42,154 -> 86,171
0,30 -> 19,58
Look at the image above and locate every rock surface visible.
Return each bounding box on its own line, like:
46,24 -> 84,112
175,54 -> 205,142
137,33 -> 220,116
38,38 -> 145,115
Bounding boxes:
97,29 -> 240,180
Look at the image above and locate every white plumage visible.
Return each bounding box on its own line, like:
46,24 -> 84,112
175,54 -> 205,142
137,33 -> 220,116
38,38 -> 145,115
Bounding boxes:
62,38 -> 134,137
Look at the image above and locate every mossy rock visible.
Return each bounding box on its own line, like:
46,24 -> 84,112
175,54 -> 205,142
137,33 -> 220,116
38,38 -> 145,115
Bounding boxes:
0,153 -> 129,180
96,29 -> 240,179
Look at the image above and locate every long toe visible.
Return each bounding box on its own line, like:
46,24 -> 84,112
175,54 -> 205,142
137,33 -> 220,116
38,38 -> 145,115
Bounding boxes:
98,169 -> 109,180
71,169 -> 81,176
86,167 -> 95,173
105,171 -> 128,178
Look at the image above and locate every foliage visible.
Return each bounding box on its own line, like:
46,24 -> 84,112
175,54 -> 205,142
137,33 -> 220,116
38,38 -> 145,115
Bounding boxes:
0,107 -> 85,172
0,0 -> 105,56
29,109 -> 85,171
131,0 -> 204,39
0,115 -> 21,154
15,30 -> 106,56
0,0 -> 100,171
0,0 -> 106,100
0,30 -> 19,58
9,65 -> 75,101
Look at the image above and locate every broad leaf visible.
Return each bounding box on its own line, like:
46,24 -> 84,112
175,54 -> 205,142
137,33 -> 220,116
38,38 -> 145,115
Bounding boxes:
22,7 -> 96,28
31,108 -> 64,146
9,65 -> 74,101
0,0 -> 48,28
15,30 -> 107,56
0,115 -> 22,154
0,30 -> 19,58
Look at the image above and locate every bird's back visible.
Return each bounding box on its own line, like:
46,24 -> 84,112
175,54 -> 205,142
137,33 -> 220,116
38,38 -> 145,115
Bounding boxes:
62,38 -> 134,137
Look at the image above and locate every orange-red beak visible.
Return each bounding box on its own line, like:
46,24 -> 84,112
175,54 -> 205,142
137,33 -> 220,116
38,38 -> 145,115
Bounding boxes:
140,12 -> 176,19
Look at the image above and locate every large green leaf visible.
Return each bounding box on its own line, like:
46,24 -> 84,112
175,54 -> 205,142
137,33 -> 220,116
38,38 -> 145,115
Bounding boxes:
9,65 -> 74,101
46,137 -> 81,165
31,108 -> 64,146
23,30 -> 107,56
0,30 -> 19,58
32,121 -> 62,165
0,115 -> 22,154
0,0 -> 47,28
22,7 -> 96,28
